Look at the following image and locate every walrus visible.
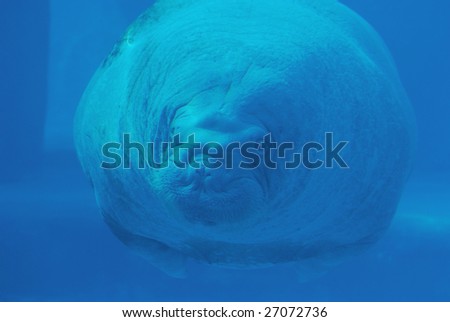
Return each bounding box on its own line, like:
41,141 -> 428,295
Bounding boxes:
74,0 -> 415,278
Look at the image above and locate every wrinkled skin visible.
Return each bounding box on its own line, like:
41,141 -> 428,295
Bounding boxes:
75,0 -> 415,278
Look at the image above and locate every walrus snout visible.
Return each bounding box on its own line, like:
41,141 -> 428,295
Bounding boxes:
155,159 -> 268,226
153,108 -> 271,226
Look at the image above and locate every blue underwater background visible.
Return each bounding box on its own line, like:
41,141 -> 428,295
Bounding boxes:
0,0 -> 449,301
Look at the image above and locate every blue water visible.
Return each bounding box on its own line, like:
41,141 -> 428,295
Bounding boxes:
0,0 -> 449,301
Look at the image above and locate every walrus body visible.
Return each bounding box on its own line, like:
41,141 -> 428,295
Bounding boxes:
75,0 -> 415,278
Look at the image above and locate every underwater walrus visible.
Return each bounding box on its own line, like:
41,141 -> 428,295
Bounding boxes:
75,0 -> 415,278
